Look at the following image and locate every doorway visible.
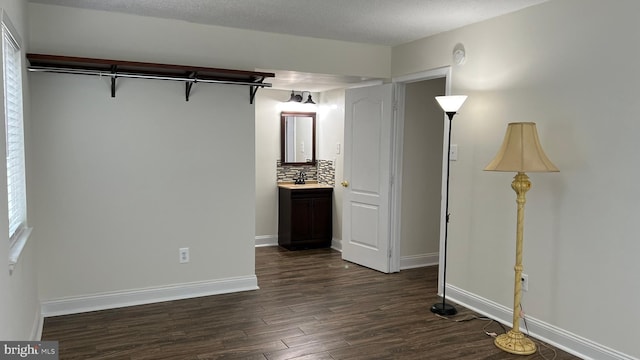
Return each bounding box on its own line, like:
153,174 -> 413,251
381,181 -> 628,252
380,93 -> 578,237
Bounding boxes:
392,67 -> 450,293
397,77 -> 447,268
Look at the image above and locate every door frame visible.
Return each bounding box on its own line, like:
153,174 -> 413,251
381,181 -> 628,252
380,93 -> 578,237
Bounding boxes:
390,66 -> 451,293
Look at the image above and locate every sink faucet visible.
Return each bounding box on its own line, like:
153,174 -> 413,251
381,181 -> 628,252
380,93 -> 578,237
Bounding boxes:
294,170 -> 307,184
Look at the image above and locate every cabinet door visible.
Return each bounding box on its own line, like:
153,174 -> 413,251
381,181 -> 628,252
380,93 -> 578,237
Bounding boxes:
291,198 -> 312,241
311,196 -> 332,240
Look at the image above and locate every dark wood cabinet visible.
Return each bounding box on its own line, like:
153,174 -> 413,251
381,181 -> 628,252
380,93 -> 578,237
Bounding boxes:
278,186 -> 333,250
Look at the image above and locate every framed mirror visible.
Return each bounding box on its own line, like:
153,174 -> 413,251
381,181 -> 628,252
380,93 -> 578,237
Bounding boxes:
281,111 -> 316,165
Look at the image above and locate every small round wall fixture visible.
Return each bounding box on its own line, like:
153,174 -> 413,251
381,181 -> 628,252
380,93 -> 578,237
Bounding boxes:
453,43 -> 466,65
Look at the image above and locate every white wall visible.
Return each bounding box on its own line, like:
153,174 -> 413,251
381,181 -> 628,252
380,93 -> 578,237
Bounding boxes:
30,71 -> 256,304
254,89 -> 286,241
318,89 -> 345,241
0,0 -> 41,340
393,0 -> 640,358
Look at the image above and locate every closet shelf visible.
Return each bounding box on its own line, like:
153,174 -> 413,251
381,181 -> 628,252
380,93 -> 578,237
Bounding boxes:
26,53 -> 275,104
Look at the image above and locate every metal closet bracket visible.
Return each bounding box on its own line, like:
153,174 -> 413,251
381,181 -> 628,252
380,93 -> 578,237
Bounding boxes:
185,72 -> 196,101
110,65 -> 117,98
249,76 -> 268,104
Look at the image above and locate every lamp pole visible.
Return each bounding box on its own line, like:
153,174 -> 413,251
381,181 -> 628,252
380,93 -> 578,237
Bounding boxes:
492,172 -> 536,354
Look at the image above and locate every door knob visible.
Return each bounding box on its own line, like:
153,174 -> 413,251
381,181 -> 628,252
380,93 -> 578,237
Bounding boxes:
341,181 -> 349,187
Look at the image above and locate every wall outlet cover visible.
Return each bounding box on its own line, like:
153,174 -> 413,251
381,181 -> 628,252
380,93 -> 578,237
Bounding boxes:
179,248 -> 190,263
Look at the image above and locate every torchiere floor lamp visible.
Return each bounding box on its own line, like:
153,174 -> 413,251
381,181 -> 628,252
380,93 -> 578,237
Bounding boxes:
430,95 -> 467,316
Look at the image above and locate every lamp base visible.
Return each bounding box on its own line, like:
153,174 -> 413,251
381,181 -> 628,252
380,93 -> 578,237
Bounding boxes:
430,302 -> 457,316
494,329 -> 537,355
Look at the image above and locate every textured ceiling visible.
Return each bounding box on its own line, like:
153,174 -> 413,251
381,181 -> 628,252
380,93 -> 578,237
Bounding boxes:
29,0 -> 548,46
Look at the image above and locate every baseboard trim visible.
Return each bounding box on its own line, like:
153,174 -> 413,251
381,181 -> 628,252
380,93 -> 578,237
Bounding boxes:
255,236 -> 342,251
41,275 -> 259,318
446,285 -> 637,360
31,306 -> 43,341
400,252 -> 438,270
331,238 -> 342,252
255,235 -> 278,247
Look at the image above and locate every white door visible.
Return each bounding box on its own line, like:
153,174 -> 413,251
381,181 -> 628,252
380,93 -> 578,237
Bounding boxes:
342,83 -> 394,273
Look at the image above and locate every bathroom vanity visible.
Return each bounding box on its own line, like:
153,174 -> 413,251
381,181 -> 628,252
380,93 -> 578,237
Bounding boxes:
278,182 -> 333,250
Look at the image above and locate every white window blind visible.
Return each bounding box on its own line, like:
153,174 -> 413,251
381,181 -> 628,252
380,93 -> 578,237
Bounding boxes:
2,19 -> 26,243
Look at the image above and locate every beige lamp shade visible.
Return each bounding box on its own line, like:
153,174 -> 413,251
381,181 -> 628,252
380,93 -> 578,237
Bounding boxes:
484,122 -> 559,172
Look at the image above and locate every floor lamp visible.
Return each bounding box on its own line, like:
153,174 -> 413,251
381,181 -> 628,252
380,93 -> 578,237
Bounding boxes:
430,95 -> 467,316
484,122 -> 559,355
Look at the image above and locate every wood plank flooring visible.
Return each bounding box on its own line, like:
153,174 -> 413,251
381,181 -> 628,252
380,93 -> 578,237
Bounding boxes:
42,247 -> 581,359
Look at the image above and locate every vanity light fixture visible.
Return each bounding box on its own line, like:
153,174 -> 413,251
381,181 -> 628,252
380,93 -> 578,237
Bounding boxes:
286,90 -> 315,104
287,90 -> 303,102
304,93 -> 316,104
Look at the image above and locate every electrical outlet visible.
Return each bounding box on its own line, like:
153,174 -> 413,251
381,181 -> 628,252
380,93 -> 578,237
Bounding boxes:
179,248 -> 190,264
521,273 -> 529,292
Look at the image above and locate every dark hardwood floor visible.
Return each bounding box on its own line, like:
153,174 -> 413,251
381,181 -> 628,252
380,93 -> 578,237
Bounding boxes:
42,247 -> 580,359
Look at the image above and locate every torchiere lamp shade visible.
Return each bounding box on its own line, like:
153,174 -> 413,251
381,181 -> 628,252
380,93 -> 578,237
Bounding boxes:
484,122 -> 559,173
435,95 -> 468,113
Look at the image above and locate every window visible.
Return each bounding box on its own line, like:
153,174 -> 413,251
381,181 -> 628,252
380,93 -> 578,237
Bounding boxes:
3,13 -> 29,273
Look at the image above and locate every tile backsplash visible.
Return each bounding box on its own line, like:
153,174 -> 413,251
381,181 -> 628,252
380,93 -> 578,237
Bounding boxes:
277,160 -> 335,186
317,160 -> 335,186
